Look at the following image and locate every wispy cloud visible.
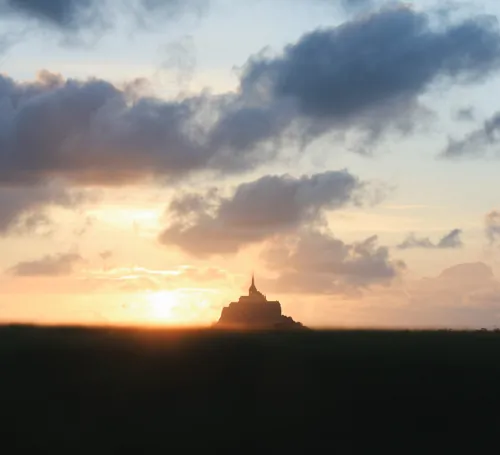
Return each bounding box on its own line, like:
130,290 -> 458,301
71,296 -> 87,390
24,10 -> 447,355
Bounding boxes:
397,229 -> 463,250
381,204 -> 432,211
485,210 -> 500,246
7,252 -> 83,276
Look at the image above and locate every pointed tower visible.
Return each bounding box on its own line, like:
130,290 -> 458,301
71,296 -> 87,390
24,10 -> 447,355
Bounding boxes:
249,273 -> 258,295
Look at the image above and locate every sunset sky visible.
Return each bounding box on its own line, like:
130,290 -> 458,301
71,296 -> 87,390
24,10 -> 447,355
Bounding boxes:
2,0 -> 500,328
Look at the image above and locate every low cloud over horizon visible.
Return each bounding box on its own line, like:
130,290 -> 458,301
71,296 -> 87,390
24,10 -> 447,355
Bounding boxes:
262,228 -> 405,295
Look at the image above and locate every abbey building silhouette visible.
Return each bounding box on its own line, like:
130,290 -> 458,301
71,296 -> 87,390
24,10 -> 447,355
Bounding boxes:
216,275 -> 306,329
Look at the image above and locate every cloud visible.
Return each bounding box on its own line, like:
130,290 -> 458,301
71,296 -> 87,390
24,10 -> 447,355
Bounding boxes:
176,265 -> 228,283
311,0 -> 382,14
156,35 -> 197,91
261,228 -> 405,295
159,170 -> 365,256
454,106 -> 475,122
485,211 -> 500,245
131,0 -> 208,30
397,229 -> 463,250
327,261 -> 500,329
436,261 -> 494,283
401,262 -> 500,328
99,250 -> 113,261
0,70 -> 295,188
0,183 -> 85,235
443,112 -> 500,158
0,6 -> 499,188
437,229 -> 464,248
0,71 -> 225,186
7,252 -> 83,276
0,6 -> 497,232
73,215 -> 94,237
0,0 -> 102,30
340,0 -> 379,12
237,7 -> 500,150
84,264 -> 229,293
0,0 -> 208,33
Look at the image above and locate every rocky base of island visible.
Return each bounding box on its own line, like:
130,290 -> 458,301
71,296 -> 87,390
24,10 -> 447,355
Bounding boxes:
215,316 -> 307,330
215,299 -> 308,330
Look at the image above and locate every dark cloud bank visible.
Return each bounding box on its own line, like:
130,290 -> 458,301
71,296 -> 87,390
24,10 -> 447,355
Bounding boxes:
1,6 -> 499,241
0,0 -> 103,30
239,7 -> 500,145
1,7 -> 498,182
0,0 -> 208,32
0,0 -> 379,32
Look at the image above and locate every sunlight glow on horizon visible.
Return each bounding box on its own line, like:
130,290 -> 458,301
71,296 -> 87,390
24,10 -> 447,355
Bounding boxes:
141,289 -> 223,326
148,290 -> 179,321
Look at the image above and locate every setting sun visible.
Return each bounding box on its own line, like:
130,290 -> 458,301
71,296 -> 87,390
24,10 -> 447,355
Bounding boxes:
148,291 -> 180,322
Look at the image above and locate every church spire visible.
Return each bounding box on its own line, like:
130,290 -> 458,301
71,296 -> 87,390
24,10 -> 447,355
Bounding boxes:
249,272 -> 258,295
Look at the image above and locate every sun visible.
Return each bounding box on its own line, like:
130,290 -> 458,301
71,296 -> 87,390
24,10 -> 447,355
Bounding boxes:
142,289 -> 221,325
147,291 -> 179,321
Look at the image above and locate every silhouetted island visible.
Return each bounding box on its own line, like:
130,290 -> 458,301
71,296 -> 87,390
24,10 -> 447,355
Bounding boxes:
216,275 -> 307,330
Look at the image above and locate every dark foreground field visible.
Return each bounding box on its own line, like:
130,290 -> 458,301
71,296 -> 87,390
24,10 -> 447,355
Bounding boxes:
1,325 -> 500,452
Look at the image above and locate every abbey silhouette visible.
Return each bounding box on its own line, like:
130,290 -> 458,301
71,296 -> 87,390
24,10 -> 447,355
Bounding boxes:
216,275 -> 306,329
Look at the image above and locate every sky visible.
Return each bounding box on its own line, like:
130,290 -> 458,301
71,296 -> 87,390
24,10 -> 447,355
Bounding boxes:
2,0 -> 500,328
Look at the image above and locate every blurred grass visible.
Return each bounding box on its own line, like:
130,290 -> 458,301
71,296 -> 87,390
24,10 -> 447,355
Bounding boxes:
1,325 -> 500,452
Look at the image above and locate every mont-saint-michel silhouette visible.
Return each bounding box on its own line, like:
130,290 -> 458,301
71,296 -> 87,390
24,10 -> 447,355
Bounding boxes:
216,275 -> 307,330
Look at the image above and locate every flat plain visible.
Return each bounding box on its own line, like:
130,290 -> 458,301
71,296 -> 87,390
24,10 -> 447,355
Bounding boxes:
1,325 -> 499,452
